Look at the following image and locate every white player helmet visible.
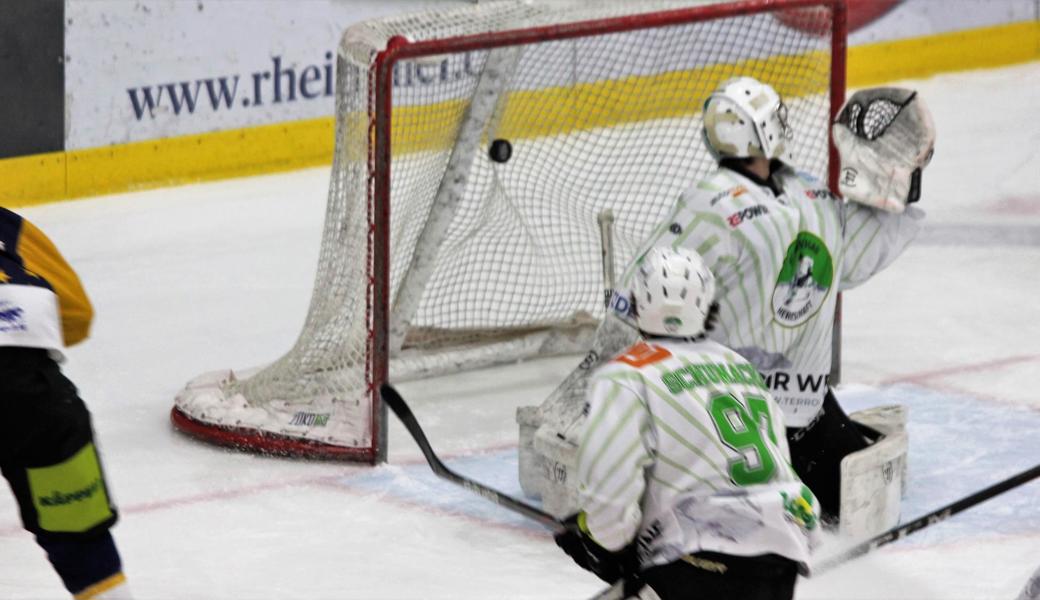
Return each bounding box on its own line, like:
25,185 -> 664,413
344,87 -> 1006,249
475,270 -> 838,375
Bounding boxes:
703,76 -> 792,160
633,247 -> 716,338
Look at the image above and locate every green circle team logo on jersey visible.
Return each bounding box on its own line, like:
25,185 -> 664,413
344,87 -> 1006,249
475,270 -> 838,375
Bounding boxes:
771,232 -> 833,327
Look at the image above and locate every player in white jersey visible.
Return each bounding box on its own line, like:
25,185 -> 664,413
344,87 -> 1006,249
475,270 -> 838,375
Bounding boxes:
526,78 -> 935,524
554,247 -> 819,600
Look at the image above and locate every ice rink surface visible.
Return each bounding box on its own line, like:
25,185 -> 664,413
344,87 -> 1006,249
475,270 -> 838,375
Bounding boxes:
2,61 -> 1040,599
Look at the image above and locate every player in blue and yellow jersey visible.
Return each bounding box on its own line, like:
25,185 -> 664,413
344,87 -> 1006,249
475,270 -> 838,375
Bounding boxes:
0,207 -> 132,599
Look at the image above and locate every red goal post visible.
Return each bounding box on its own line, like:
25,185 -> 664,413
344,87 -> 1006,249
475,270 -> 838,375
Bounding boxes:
171,0 -> 848,463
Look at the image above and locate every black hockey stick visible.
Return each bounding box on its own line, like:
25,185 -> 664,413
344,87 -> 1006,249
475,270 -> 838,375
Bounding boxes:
380,383 -> 566,533
584,462 -> 1040,598
813,461 -> 1040,575
384,383 -> 633,600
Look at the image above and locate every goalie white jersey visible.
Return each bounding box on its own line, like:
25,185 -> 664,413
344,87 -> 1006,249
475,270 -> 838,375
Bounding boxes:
578,336 -> 818,570
611,163 -> 923,426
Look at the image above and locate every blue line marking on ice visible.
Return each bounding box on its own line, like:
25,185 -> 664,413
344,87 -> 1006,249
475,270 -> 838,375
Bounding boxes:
840,383 -> 1040,545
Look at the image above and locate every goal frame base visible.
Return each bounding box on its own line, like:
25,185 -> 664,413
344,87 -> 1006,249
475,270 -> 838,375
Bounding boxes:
170,407 -> 373,461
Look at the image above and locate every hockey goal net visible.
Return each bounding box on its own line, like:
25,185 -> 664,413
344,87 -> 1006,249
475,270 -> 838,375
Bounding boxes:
171,0 -> 847,462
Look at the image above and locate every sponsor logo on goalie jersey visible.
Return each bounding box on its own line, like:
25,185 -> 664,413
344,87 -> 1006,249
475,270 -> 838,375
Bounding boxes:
770,232 -> 833,327
710,185 -> 748,206
727,204 -> 769,228
803,188 -> 835,200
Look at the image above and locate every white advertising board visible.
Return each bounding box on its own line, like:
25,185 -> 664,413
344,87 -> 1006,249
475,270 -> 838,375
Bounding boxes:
64,0 -> 463,150
65,0 -> 1038,151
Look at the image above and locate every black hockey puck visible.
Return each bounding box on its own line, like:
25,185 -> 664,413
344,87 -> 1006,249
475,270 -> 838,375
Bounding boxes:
489,139 -> 512,163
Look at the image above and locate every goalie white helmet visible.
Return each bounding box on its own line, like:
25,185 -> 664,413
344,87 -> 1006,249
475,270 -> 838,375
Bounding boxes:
832,88 -> 936,213
702,76 -> 792,160
633,247 -> 715,338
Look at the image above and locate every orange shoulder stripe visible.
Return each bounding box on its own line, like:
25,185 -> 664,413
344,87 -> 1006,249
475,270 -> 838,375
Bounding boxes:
614,341 -> 672,368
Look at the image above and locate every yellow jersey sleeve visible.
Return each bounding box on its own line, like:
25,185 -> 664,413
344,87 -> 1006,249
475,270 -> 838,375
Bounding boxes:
16,219 -> 94,346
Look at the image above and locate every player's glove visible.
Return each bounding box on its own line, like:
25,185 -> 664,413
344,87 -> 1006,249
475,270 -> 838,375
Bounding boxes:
554,513 -> 638,584
832,87 -> 935,212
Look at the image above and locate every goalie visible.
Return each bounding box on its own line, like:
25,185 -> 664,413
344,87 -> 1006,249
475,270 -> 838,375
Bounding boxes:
521,78 -> 935,531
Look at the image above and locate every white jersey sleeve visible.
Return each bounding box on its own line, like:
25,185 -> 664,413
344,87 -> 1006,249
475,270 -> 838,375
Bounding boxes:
576,374 -> 653,551
839,203 -> 925,291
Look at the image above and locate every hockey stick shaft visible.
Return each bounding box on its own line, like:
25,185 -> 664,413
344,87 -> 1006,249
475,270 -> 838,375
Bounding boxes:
380,383 -> 566,533
598,209 -> 616,309
586,463 -> 1040,598
813,461 -> 1040,574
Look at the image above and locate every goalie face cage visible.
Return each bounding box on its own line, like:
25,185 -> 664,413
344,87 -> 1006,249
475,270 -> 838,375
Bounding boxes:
171,0 -> 847,463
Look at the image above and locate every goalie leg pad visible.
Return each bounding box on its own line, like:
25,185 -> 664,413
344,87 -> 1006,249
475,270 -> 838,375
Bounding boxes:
848,403 -> 909,497
518,407 -> 585,518
839,404 -> 909,539
517,316 -> 639,513
516,406 -> 545,500
531,423 -> 581,518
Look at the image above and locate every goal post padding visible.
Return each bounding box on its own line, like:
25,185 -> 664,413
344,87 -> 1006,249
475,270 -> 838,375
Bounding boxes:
171,0 -> 847,462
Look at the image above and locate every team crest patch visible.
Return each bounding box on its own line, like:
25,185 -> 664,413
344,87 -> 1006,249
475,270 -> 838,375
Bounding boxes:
770,232 -> 833,327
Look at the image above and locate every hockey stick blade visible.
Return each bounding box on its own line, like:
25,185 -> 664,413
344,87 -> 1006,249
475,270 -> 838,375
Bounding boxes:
813,461 -> 1040,575
380,383 -> 565,533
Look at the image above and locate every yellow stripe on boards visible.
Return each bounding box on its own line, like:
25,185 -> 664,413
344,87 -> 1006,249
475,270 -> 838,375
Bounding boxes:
65,117 -> 336,199
1,117 -> 335,207
847,20 -> 1040,88
0,151 -> 66,206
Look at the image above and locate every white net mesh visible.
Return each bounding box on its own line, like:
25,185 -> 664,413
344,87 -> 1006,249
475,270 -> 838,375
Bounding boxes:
173,0 -> 842,460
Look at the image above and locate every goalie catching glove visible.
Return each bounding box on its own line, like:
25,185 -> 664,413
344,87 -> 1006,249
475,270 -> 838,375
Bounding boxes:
833,87 -> 936,212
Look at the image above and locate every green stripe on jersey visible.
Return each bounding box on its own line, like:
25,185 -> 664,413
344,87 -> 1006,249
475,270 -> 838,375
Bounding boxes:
580,387 -> 643,480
